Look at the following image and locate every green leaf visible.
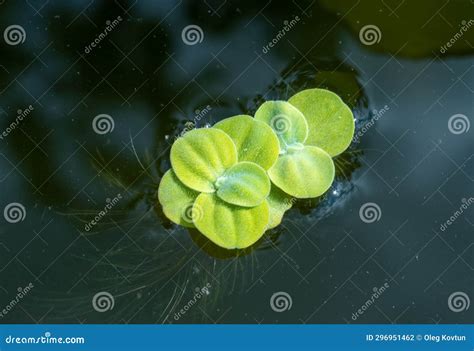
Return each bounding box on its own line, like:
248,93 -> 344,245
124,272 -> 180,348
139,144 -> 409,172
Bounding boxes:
268,146 -> 335,198
254,101 -> 308,151
158,170 -> 200,228
214,115 -> 280,170
193,193 -> 270,249
266,185 -> 294,229
170,128 -> 237,192
215,161 -> 270,207
288,88 -> 354,156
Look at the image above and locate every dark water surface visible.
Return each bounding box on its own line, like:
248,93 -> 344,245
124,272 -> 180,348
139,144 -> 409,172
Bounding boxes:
0,0 -> 472,323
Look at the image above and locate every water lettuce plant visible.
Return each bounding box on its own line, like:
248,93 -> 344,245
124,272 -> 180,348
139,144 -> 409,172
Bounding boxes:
158,88 -> 354,249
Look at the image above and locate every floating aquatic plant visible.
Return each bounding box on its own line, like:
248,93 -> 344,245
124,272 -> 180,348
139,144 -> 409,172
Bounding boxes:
288,88 -> 354,156
158,88 -> 354,249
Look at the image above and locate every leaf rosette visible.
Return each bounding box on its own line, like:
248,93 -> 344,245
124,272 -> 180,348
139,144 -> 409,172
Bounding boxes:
158,88 -> 354,250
